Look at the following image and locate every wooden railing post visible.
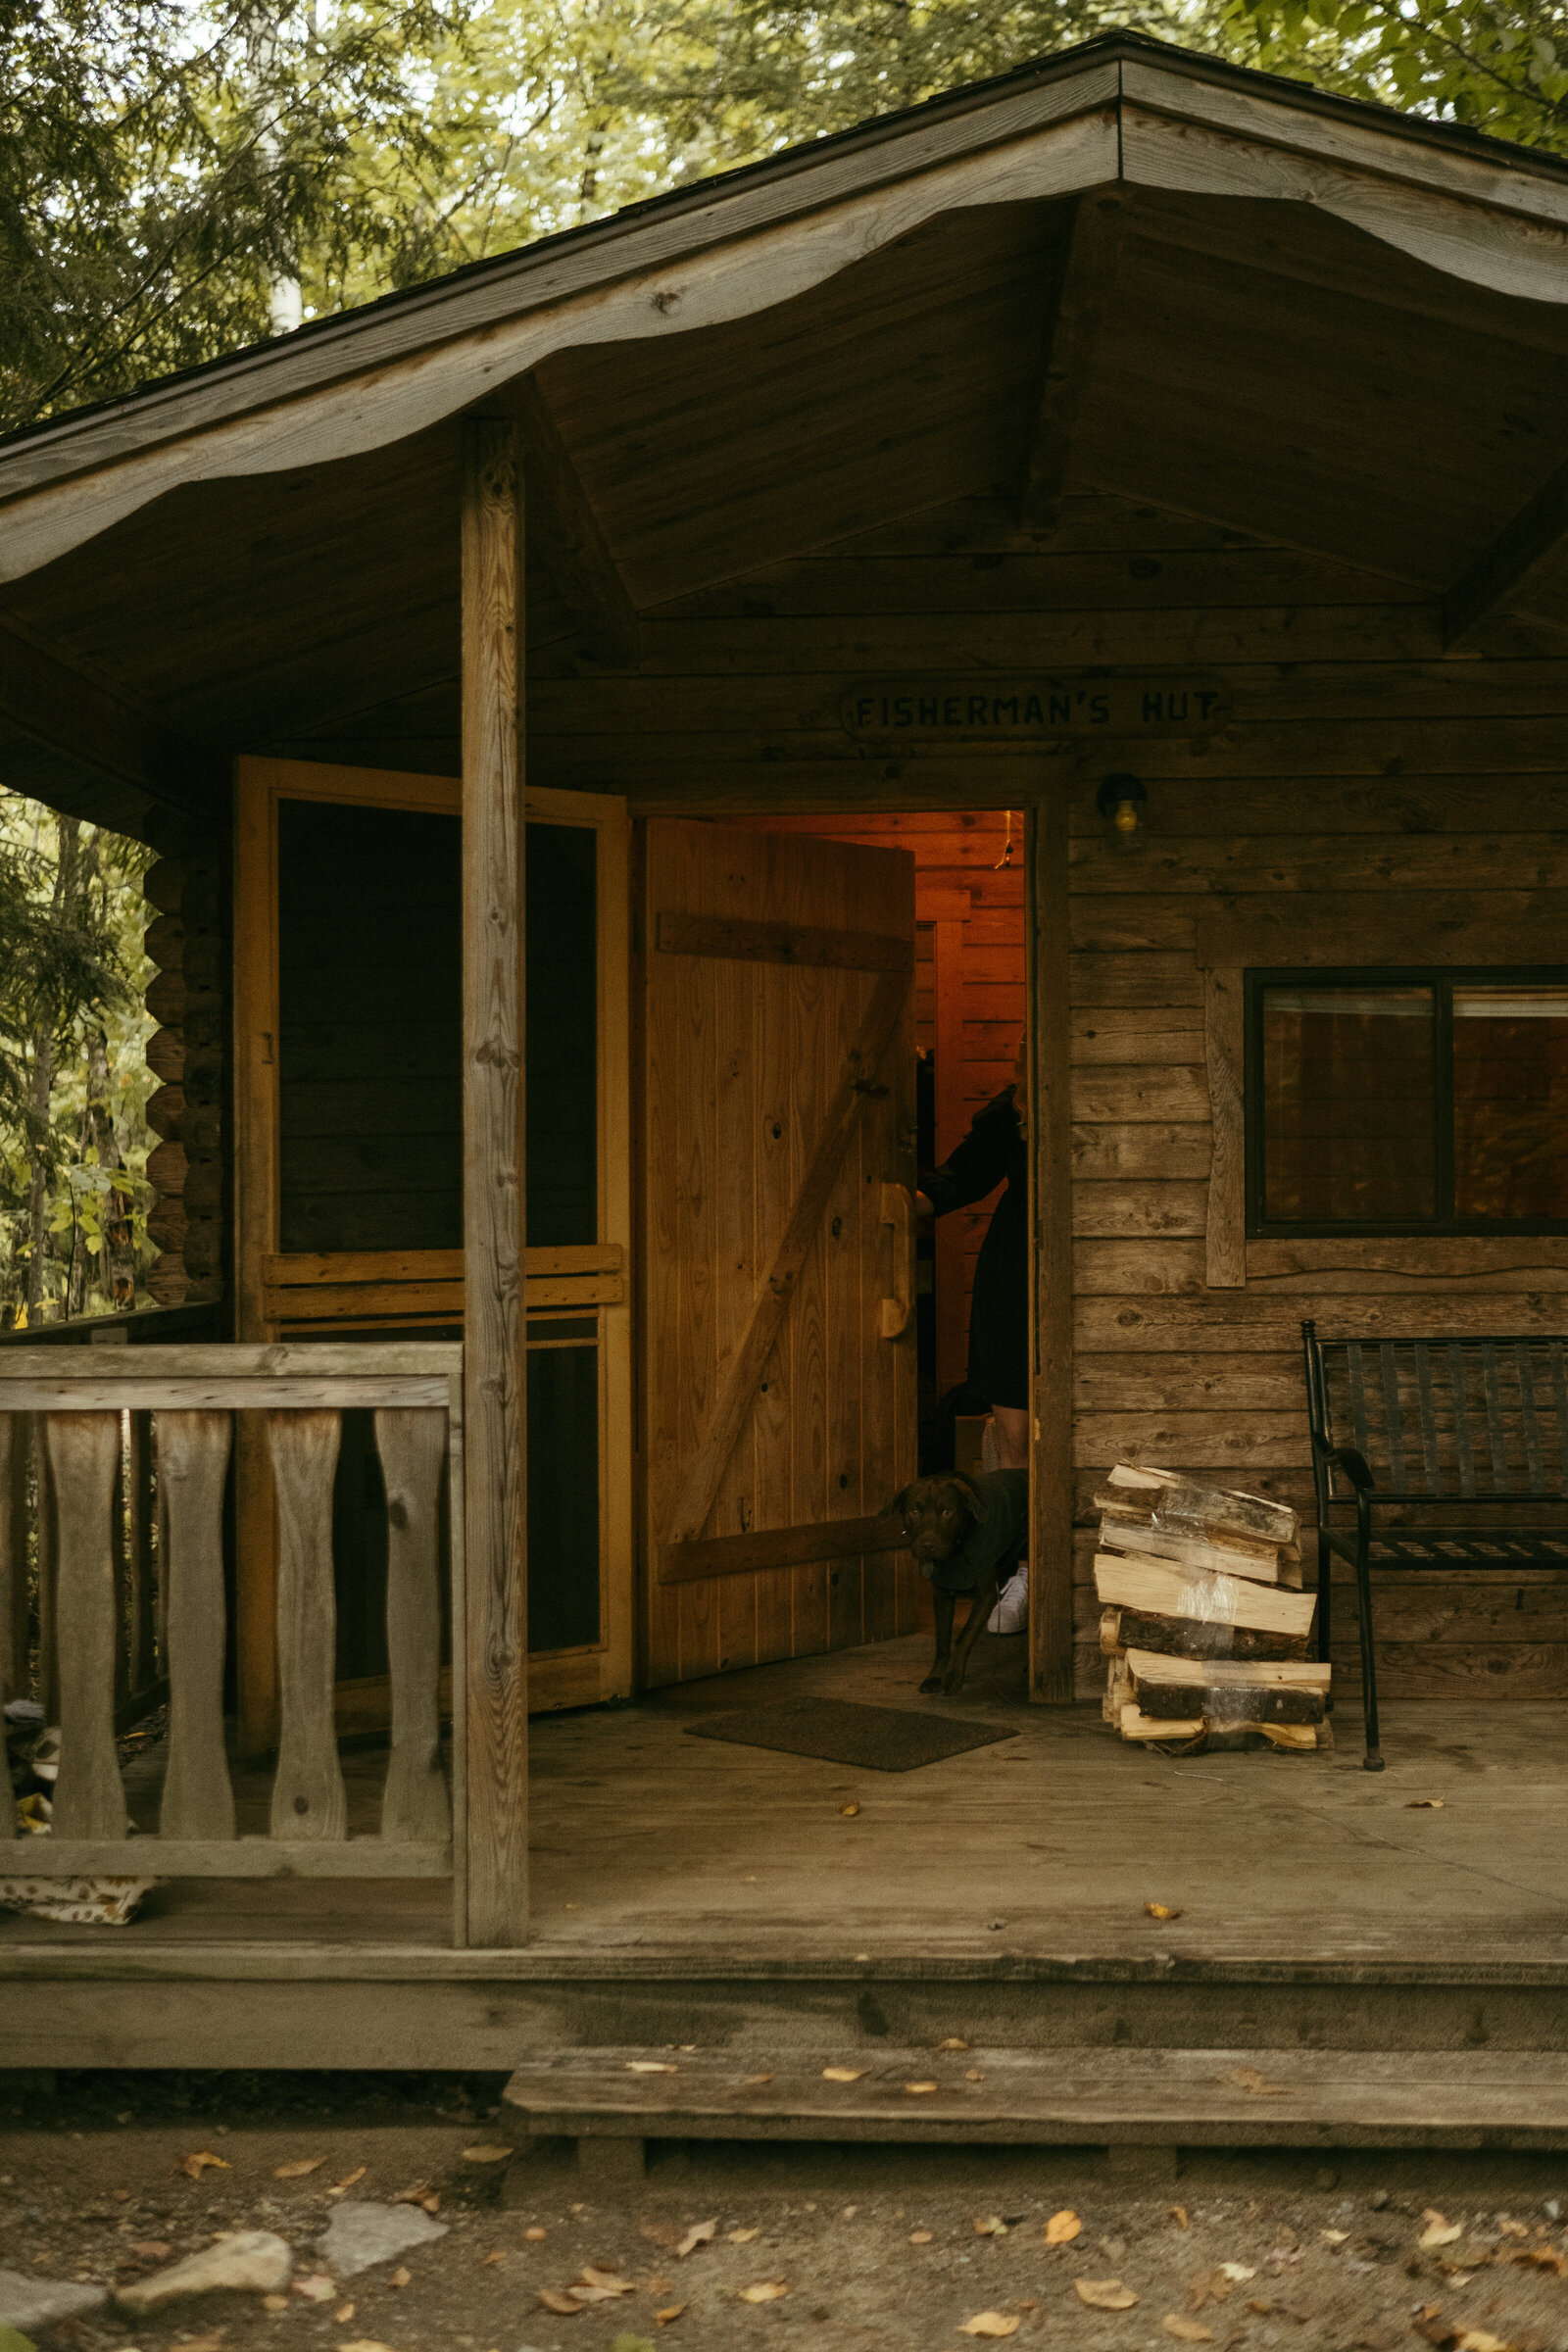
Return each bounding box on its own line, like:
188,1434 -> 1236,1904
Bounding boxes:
461,412 -> 529,1946
46,1411 -> 127,1838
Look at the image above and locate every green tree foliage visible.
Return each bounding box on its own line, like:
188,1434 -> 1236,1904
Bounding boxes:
0,0 -> 473,432
0,796 -> 153,1327
1214,0 -> 1568,148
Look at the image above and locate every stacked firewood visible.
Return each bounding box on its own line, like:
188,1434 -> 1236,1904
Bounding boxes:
1095,1464 -> 1332,1751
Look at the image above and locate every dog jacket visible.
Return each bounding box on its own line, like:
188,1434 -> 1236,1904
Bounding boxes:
923,1467 -> 1029,1593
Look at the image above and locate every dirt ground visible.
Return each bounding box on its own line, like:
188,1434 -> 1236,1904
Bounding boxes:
2,2076 -> 1567,2352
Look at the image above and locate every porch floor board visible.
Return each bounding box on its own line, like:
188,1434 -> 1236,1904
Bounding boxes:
2,1636 -> 1565,1971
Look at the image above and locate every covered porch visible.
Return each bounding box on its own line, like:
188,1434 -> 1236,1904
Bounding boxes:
3,33 -> 1568,2113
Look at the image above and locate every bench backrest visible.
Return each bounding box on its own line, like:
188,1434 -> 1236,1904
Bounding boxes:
1301,1322 -> 1568,1505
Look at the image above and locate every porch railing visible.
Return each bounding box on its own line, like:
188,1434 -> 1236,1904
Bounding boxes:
0,1343 -> 464,1901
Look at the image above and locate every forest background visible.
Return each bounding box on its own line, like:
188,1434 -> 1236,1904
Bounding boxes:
3,0 -> 1566,1320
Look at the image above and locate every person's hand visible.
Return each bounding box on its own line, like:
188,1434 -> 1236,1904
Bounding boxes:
914,1191 -> 935,1218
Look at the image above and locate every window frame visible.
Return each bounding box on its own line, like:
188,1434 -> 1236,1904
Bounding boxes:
1244,964 -> 1568,1240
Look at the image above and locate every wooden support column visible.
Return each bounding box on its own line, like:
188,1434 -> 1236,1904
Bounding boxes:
1027,792 -> 1074,1703
460,415 -> 529,1947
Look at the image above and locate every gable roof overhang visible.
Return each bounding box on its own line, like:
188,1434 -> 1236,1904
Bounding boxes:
5,31 -> 1568,839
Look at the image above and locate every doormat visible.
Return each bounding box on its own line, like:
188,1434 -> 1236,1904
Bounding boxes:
684,1696 -> 1018,1773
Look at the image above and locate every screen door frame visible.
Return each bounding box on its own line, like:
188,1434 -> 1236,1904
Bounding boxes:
233,757 -> 632,1750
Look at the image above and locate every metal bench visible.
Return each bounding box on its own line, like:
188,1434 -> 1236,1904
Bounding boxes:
1301,1321 -> 1568,1771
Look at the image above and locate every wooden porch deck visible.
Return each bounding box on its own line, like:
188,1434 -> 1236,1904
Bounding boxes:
3,1634 -> 1565,1972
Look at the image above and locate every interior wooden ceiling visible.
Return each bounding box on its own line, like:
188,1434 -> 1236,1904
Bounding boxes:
7,180 -> 1568,795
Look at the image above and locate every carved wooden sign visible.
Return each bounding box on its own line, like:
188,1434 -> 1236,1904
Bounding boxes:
840,677 -> 1231,741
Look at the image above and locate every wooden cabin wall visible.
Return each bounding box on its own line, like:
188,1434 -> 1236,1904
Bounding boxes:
528,489 -> 1568,1706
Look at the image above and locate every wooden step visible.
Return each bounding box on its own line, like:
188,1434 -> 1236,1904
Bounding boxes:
503,2044 -> 1568,2150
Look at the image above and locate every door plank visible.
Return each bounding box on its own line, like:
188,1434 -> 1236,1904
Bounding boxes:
45,1411 -> 125,1839
157,1409 -> 236,1840
656,911 -> 913,972
662,1513 -> 905,1583
267,1408 -> 348,1841
374,1406 -> 452,1843
665,963 -> 909,1547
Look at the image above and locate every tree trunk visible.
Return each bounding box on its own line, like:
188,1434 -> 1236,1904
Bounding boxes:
85,1023 -> 136,1308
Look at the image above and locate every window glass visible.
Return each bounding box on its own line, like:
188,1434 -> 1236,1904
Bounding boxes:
1454,985 -> 1568,1221
1261,986 -> 1437,1224
525,822 -> 598,1246
277,801 -> 463,1253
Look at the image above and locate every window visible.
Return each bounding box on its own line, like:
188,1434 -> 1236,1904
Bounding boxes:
1246,970 -> 1568,1236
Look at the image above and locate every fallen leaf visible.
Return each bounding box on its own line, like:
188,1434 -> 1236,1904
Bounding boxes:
1496,2219 -> 1529,2239
526,2226 -> 550,2242
958,2317 -> 1019,2339
973,2216 -> 1007,2238
128,2241 -> 172,2261
1421,2212 -> 1465,2250
655,2307 -> 686,2327
389,2268 -> 412,2289
1163,2321 -> 1213,2343
1170,2207 -> 1190,2230
628,2061 -> 678,2074
580,2267 -> 636,2293
841,1801 -> 860,1817
738,2279 -> 788,2302
1075,2279 -> 1138,2310
743,2074 -> 774,2087
176,2333 -> 225,2352
965,2070 -> 985,2083
904,2082 -> 939,2095
338,2342 -> 401,2352
1321,2229 -> 1349,2245
909,2230 -> 934,2246
539,2286 -> 589,2314
563,2283 -> 621,2305
822,2067 -> 867,2083
1407,1798 -> 1446,1809
648,2277 -> 674,2293
334,2306 -> 355,2326
1044,2211 -> 1081,2246
1455,2334 -> 1514,2352
1016,2301 -> 1040,2314
938,2038 -> 970,2052
274,2158 -> 325,2180
328,2167 -> 368,2196
676,2220 -> 716,2259
462,2145 -> 514,2164
727,2229 -> 760,2245
294,2275 -> 337,2302
1218,2263 -> 1256,2281
1506,2246 -> 1568,2276
175,2151 -> 230,2179
1146,1902 -> 1183,1921
482,2251 -> 507,2266
263,2293 -> 289,2314
1225,2067 -> 1289,2096
1247,2302 -> 1273,2317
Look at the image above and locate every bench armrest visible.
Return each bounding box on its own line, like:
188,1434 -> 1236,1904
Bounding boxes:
1310,1431 -> 1375,1494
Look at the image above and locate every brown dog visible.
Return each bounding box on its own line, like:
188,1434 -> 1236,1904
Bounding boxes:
888,1473 -> 1002,1694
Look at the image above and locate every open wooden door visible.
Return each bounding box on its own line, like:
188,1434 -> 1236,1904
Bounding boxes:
642,820 -> 921,1685
233,759 -> 632,1749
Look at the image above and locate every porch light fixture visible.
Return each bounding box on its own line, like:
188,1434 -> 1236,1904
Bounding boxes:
1096,772 -> 1147,851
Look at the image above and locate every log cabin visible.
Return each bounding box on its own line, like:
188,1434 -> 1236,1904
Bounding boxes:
3,31 -> 1568,2144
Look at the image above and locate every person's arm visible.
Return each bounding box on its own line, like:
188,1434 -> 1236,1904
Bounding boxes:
920,1094 -> 1017,1217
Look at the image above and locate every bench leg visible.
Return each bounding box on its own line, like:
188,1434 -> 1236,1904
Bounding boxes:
1316,1531 -> 1332,1695
1354,1534 -> 1383,1772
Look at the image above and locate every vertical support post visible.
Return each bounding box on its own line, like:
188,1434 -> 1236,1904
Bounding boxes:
1027,791 -> 1075,1702
461,413 -> 529,1946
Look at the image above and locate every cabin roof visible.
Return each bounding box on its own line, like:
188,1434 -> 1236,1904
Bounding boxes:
4,28 -> 1568,839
